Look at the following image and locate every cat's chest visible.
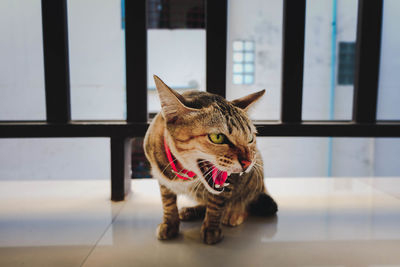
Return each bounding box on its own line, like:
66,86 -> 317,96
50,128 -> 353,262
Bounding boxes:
153,168 -> 198,195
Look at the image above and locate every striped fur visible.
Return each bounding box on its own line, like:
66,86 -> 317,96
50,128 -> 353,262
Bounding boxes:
144,76 -> 277,244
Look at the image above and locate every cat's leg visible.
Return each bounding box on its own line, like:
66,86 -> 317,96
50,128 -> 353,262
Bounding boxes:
201,195 -> 226,245
179,204 -> 206,221
247,192 -> 278,216
221,202 -> 248,227
157,184 -> 180,240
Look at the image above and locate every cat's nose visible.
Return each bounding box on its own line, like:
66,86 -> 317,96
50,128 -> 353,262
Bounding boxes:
240,160 -> 251,171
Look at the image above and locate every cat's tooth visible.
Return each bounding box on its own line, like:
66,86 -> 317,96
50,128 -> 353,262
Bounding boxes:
215,184 -> 221,188
239,172 -> 244,176
224,183 -> 230,187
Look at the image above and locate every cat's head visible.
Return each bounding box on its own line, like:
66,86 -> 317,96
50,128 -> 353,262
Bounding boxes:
154,75 -> 265,194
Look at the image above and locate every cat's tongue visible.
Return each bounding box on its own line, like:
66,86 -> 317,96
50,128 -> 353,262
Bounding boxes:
212,167 -> 228,186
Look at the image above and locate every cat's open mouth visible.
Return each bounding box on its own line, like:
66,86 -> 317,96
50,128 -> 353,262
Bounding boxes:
197,159 -> 229,192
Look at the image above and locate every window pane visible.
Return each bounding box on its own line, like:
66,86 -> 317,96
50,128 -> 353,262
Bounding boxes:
233,40 -> 244,51
337,42 -> 355,85
0,0 -> 46,120
377,0 -> 400,120
233,52 -> 244,62
244,52 -> 254,62
227,0 -> 283,120
233,64 -> 243,73
374,138 -> 400,176
68,0 -> 126,120
244,75 -> 254,84
244,64 -> 254,73
233,74 -> 243,84
302,0 -> 358,120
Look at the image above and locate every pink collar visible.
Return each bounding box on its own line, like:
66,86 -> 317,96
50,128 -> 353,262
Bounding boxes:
164,137 -> 196,180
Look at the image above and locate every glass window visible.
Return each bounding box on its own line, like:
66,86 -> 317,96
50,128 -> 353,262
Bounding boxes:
337,42 -> 355,85
232,40 -> 255,85
233,74 -> 243,84
233,51 -> 244,62
0,0 -> 46,120
244,52 -> 254,62
244,75 -> 254,84
233,64 -> 243,73
233,40 -> 243,51
244,64 -> 254,73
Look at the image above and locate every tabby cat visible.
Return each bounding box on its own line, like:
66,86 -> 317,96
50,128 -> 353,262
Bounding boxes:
144,75 -> 278,244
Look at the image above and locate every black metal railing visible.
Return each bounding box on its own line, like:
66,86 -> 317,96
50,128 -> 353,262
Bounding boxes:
1,0 -> 399,201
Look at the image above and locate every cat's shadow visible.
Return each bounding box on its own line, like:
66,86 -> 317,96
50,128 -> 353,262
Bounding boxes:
178,215 -> 278,246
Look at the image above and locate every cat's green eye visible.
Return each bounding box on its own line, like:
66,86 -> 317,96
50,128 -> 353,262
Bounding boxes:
208,133 -> 226,144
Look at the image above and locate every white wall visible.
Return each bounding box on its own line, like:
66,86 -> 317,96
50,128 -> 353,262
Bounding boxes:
0,138 -> 110,180
259,137 -> 328,177
374,139 -> 400,176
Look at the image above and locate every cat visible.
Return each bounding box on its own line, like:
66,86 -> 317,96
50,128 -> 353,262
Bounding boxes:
144,75 -> 278,244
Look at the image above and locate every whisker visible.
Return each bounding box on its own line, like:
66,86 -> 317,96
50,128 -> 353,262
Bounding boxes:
160,158 -> 178,175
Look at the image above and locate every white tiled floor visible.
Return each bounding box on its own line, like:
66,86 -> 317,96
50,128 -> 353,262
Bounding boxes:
1,178 -> 400,267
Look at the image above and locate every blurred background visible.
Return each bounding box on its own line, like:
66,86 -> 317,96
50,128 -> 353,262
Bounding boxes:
0,0 -> 399,181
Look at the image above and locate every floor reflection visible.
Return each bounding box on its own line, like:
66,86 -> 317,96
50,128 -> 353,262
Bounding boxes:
1,178 -> 400,267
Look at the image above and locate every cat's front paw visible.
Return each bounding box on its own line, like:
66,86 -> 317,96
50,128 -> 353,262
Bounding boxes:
201,227 -> 223,245
221,211 -> 248,227
157,222 -> 179,240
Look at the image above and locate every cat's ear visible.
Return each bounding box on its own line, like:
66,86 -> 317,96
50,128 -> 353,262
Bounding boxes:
153,75 -> 196,122
231,89 -> 266,111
